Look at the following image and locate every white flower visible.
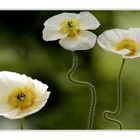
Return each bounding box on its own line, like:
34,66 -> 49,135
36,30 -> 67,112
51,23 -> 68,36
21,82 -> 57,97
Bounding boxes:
42,12 -> 100,51
0,71 -> 50,119
97,28 -> 140,59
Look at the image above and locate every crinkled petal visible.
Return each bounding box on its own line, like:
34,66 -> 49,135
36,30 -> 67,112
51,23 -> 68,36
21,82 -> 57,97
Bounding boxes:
0,71 -> 24,92
128,28 -> 140,44
0,108 -> 19,119
42,29 -> 67,41
78,12 -> 100,30
117,49 -> 130,55
33,79 -> 49,96
97,29 -> 128,52
59,31 -> 97,51
0,102 -> 12,113
44,12 -> 78,28
0,71 -> 50,119
128,28 -> 140,52
122,51 -> 140,59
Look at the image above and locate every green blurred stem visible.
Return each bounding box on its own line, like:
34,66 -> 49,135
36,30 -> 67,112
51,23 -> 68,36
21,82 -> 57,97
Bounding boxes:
67,51 -> 97,129
20,118 -> 24,130
103,58 -> 125,130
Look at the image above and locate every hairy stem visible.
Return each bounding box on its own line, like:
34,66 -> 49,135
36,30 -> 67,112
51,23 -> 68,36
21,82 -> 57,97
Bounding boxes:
103,59 -> 125,130
20,118 -> 24,130
67,51 -> 97,129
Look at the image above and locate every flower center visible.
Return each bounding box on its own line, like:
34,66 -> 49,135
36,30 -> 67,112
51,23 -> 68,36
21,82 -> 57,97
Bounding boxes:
116,38 -> 137,56
8,86 -> 36,110
16,92 -> 26,101
60,18 -> 80,37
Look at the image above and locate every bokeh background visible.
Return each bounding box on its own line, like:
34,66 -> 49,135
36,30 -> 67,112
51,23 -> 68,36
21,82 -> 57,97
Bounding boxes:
0,11 -> 140,129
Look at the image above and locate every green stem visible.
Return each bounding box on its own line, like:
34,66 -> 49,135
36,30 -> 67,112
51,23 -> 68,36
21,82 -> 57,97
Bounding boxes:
20,118 -> 24,130
103,58 -> 125,130
67,51 -> 97,129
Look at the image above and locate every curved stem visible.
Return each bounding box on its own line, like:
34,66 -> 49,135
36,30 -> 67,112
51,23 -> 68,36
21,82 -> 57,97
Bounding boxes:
20,118 -> 24,130
103,59 -> 125,130
67,51 -> 97,129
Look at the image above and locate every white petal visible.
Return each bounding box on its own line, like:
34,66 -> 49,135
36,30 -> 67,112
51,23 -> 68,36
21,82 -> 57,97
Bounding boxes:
128,28 -> 140,41
78,12 -> 100,30
21,74 -> 35,88
0,71 -> 24,93
0,102 -> 12,113
1,108 -> 19,119
33,79 -> 49,96
124,55 -> 140,59
44,12 -> 78,28
42,28 -> 67,41
117,49 -> 130,55
122,51 -> 140,59
59,31 -> 97,51
128,28 -> 140,50
33,79 -> 50,110
97,29 -> 128,52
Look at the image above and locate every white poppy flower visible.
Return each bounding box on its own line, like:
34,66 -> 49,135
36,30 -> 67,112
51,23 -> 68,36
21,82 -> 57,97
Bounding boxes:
42,12 -> 100,51
97,28 -> 140,59
0,71 -> 50,119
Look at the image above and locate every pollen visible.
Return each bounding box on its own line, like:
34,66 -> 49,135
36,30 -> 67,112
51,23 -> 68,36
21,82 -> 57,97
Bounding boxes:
7,86 -> 37,110
116,38 -> 137,56
60,18 -> 80,37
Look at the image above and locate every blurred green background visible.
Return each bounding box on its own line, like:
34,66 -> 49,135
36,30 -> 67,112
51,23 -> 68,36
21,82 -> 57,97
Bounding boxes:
0,11 -> 140,129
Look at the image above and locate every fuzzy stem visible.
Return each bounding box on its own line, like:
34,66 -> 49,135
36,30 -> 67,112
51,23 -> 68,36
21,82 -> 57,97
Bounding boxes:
103,59 -> 125,130
20,118 -> 24,130
67,51 -> 97,129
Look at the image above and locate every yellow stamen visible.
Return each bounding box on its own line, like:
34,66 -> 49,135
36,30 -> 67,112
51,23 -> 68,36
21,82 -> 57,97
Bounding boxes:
116,38 -> 137,56
60,18 -> 80,37
8,86 -> 36,110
